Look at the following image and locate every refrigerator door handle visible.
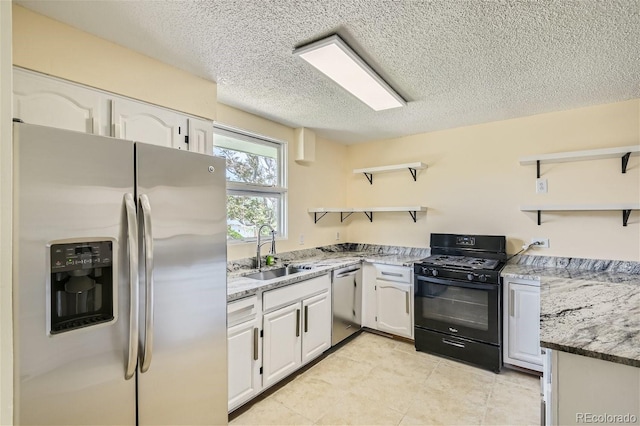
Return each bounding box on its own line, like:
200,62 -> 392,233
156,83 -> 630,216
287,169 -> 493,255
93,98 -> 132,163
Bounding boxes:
139,194 -> 155,373
124,193 -> 139,380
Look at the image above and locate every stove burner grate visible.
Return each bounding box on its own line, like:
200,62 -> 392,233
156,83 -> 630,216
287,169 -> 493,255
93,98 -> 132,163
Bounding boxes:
421,255 -> 500,270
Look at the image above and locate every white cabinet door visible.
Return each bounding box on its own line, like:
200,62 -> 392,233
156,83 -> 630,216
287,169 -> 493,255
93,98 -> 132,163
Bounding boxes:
301,291 -> 331,364
112,98 -> 187,150
376,280 -> 412,338
227,320 -> 260,411
13,68 -> 107,135
188,117 -> 213,155
361,263 -> 377,328
505,280 -> 543,370
262,303 -> 301,388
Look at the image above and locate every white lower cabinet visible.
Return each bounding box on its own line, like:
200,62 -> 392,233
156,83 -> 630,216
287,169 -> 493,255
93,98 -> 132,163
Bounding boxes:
262,274 -> 331,389
262,303 -> 302,387
551,350 -> 640,426
363,263 -> 413,339
301,292 -> 332,363
227,296 -> 261,412
503,278 -> 543,371
376,280 -> 412,338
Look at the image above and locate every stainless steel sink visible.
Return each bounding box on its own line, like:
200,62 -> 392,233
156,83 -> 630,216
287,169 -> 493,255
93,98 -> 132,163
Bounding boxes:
245,266 -> 305,281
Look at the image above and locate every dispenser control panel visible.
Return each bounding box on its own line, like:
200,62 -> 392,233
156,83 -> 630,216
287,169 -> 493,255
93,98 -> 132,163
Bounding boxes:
51,241 -> 113,272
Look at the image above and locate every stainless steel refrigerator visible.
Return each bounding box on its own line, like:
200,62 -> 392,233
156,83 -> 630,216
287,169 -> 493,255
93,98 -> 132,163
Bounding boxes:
12,122 -> 228,425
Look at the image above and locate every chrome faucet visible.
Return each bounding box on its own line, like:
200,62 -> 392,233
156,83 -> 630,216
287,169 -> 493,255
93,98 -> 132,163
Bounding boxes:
256,224 -> 276,270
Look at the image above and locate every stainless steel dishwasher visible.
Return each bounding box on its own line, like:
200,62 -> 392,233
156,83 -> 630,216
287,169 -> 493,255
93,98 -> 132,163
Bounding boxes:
331,265 -> 362,346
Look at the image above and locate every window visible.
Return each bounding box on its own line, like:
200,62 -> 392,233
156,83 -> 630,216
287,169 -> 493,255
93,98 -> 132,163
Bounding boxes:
213,124 -> 287,241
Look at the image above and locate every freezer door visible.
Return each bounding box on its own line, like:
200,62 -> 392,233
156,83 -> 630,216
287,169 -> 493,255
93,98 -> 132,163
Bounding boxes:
12,123 -> 136,425
135,143 -> 228,425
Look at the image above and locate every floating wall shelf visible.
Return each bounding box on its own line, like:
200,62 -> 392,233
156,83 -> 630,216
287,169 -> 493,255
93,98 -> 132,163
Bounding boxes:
520,145 -> 640,178
520,204 -> 640,226
353,162 -> 427,184
308,206 -> 427,223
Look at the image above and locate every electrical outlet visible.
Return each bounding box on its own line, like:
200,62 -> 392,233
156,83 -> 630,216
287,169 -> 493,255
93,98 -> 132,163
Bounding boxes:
336,232 -> 340,241
531,238 -> 549,248
299,234 -> 304,245
536,178 -> 548,194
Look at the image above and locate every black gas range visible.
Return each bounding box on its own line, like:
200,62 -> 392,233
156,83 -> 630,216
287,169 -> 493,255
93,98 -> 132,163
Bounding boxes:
414,233 -> 507,373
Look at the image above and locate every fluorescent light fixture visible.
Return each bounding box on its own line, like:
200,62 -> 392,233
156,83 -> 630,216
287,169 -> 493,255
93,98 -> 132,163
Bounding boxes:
293,34 -> 406,111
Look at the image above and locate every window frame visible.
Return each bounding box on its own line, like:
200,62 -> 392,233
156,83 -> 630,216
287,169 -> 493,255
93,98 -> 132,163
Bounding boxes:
213,123 -> 288,243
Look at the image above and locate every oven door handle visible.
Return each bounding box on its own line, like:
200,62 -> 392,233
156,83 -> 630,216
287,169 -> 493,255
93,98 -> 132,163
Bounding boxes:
415,275 -> 497,291
442,338 -> 466,348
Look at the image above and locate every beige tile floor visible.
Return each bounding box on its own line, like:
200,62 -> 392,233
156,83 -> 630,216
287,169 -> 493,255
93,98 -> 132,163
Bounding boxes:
230,331 -> 540,425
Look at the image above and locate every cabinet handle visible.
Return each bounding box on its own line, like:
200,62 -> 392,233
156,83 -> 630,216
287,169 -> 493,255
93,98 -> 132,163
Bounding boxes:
304,306 -> 309,333
352,278 -> 357,318
253,328 -> 259,361
405,291 -> 410,314
296,309 -> 300,337
381,271 -> 403,277
509,289 -> 515,317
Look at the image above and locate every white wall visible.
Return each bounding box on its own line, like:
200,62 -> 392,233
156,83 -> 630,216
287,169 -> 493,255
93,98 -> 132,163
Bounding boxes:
12,5 -> 216,120
0,2 -> 12,424
346,100 -> 640,261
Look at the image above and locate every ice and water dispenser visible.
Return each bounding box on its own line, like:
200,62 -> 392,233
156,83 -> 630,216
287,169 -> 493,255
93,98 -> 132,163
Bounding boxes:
50,241 -> 114,334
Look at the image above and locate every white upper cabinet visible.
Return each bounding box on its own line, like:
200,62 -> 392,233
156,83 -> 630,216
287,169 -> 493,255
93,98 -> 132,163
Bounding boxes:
188,118 -> 213,155
112,98 -> 186,150
13,68 -> 108,135
14,68 -> 214,154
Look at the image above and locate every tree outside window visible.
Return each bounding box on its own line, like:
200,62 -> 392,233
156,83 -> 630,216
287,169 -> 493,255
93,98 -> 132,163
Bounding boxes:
213,125 -> 286,241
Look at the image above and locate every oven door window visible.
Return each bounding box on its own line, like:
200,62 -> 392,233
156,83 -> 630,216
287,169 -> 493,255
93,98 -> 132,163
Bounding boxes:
415,276 -> 499,344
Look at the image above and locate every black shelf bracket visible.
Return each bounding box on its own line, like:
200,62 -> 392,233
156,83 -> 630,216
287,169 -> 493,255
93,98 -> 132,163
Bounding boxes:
408,211 -> 417,222
537,210 -> 542,226
363,172 -> 373,184
340,212 -> 353,222
623,209 -> 631,226
536,160 -> 541,179
363,211 -> 373,222
408,167 -> 418,181
622,152 -> 631,174
313,212 -> 328,223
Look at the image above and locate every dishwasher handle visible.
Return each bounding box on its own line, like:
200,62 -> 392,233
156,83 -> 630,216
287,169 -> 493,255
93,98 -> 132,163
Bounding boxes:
334,267 -> 361,279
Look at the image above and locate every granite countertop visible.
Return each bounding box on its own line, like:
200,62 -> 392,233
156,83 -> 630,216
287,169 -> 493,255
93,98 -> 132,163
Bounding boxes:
227,248 -> 426,302
502,261 -> 640,367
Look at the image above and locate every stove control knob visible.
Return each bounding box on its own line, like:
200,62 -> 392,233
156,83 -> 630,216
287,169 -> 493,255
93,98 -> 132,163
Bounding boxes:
467,273 -> 475,281
478,274 -> 488,283
421,267 -> 428,275
431,269 -> 438,277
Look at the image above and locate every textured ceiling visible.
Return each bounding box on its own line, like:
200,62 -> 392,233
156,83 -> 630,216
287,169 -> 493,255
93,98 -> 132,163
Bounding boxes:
16,0 -> 640,144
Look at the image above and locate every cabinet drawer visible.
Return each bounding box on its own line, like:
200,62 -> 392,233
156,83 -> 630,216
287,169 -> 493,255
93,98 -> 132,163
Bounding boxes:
374,264 -> 411,283
263,274 -> 330,313
227,295 -> 259,327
